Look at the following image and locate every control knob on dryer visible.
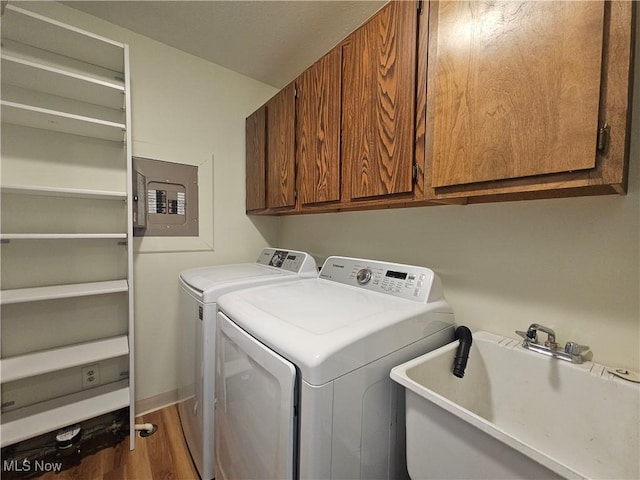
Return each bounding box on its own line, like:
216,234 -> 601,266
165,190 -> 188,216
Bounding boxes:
356,268 -> 372,285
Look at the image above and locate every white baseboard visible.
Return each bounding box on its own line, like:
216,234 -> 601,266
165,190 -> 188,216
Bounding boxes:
135,389 -> 178,416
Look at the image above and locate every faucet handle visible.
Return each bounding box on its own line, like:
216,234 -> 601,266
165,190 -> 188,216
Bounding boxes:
516,324 -> 545,344
515,330 -> 535,343
565,341 -> 589,356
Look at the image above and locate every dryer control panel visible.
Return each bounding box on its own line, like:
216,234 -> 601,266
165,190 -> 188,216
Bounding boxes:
256,248 -> 317,276
319,256 -> 443,304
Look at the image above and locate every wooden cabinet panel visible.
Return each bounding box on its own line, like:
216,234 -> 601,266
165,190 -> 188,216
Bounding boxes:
428,1 -> 605,188
267,82 -> 296,209
245,106 -> 266,211
297,47 -> 341,205
342,0 -> 417,200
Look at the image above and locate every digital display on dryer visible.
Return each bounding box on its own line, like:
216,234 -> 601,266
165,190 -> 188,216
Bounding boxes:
385,270 -> 407,280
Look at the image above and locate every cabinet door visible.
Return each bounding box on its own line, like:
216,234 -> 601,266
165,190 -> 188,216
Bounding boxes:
246,106 -> 266,212
297,47 -> 341,205
428,1 -> 605,188
342,0 -> 417,200
267,82 -> 296,209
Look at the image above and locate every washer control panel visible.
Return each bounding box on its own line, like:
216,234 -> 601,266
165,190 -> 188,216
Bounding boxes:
319,256 -> 437,303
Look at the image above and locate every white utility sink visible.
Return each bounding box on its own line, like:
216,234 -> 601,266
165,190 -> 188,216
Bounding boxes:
390,331 -> 640,480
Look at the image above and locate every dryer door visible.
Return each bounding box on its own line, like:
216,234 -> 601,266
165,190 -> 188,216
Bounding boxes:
216,311 -> 297,480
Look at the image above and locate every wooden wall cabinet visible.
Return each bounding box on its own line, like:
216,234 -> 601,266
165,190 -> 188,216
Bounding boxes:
266,82 -> 297,210
246,83 -> 296,213
246,0 -> 423,215
296,47 -> 342,207
245,106 -> 267,212
341,0 -> 418,202
246,0 -> 634,214
421,0 -> 635,202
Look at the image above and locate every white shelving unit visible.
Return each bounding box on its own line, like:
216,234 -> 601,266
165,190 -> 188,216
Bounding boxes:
1,184 -> 127,200
1,48 -> 126,108
0,280 -> 129,305
0,100 -> 126,142
0,4 -> 135,449
1,335 -> 129,383
0,233 -> 128,240
1,381 -> 130,447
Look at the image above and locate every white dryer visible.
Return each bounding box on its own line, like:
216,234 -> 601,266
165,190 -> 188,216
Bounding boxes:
215,256 -> 455,480
177,248 -> 317,480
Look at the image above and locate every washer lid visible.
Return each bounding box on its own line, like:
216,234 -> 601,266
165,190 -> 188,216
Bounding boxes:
217,279 -> 454,386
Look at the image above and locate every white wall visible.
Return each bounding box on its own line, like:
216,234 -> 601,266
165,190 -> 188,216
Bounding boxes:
278,18 -> 640,371
20,2 -> 280,410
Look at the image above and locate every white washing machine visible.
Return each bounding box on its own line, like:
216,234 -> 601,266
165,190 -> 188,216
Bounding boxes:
177,248 -> 317,480
215,256 -> 455,480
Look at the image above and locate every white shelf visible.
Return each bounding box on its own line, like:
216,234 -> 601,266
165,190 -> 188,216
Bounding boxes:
1,100 -> 126,142
1,38 -> 125,87
0,233 -> 127,240
1,184 -> 127,200
1,280 -> 129,305
1,53 -> 125,110
1,335 -> 129,383
2,5 -> 125,73
0,381 -> 130,448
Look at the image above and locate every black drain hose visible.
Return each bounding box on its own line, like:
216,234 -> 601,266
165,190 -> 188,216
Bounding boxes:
453,326 -> 472,378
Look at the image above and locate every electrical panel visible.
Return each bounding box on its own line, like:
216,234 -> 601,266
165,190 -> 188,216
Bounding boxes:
132,157 -> 198,237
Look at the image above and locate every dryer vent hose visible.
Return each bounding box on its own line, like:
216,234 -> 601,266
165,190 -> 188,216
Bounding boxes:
453,326 -> 472,379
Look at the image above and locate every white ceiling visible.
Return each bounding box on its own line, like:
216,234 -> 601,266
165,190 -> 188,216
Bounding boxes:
63,1 -> 387,88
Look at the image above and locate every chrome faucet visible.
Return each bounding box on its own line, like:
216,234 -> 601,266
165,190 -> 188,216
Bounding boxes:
516,323 -> 591,364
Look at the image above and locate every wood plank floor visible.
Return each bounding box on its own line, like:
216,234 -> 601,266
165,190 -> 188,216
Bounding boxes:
34,404 -> 199,480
